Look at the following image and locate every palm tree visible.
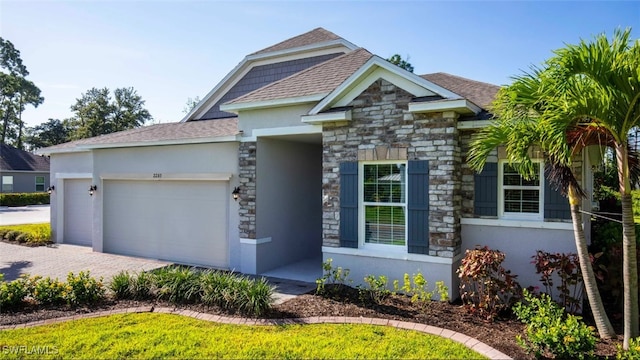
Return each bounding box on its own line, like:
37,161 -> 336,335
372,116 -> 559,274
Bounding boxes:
471,28 -> 640,348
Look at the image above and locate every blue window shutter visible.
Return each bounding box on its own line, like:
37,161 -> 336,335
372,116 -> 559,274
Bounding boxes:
408,160 -> 429,254
339,162 -> 358,248
544,178 -> 571,220
474,163 -> 498,216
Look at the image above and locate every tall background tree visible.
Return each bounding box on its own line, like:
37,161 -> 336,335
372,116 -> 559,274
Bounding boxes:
387,54 -> 414,73
66,87 -> 152,140
25,118 -> 70,150
0,37 -> 43,149
183,96 -> 201,114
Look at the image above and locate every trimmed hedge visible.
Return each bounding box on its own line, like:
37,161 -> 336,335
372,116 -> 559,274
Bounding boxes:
0,192 -> 50,207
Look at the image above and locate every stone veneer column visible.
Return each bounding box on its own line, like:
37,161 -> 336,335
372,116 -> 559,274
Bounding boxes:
321,78 -> 463,258
239,142 -> 256,239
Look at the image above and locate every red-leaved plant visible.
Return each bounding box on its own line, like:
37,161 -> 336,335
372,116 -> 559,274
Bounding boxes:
531,250 -> 584,314
457,246 -> 522,320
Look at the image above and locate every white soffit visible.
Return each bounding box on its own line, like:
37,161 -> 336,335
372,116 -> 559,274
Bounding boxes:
309,56 -> 462,115
457,120 -> 493,129
409,99 -> 481,115
301,110 -> 352,124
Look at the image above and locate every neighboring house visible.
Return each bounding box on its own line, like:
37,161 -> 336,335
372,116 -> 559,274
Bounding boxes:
38,28 -> 592,296
1,143 -> 50,194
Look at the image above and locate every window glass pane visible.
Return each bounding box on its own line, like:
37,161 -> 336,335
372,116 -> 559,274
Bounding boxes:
2,176 -> 13,192
365,205 -> 406,246
35,176 -> 45,191
502,162 -> 541,215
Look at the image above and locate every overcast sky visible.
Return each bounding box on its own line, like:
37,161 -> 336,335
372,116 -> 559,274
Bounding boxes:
2,0 -> 639,128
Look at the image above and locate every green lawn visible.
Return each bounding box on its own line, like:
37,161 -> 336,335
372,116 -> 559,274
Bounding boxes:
0,313 -> 486,359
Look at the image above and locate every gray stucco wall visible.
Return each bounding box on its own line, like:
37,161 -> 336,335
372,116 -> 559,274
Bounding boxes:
0,171 -> 49,193
238,104 -> 315,135
461,223 -> 576,290
255,138 -> 322,273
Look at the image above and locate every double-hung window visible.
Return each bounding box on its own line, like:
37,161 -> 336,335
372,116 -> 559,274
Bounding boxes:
499,161 -> 543,220
360,162 -> 407,248
35,176 -> 45,192
2,176 -> 13,192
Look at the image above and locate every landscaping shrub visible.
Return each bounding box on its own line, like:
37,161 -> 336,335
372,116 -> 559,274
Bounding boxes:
110,271 -> 133,299
513,289 -> 596,359
316,258 -> 351,296
153,266 -> 203,303
200,270 -> 274,316
130,270 -> 155,299
0,275 -> 30,310
359,274 -> 391,304
392,273 -> 449,308
0,224 -> 51,246
240,276 -> 274,316
0,192 -> 50,207
617,337 -> 640,359
33,276 -> 67,305
457,246 -> 522,320
531,250 -> 583,313
66,271 -> 105,305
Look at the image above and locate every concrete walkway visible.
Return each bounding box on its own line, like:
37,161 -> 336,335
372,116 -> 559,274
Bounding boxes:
0,306 -> 511,359
0,205 -> 50,226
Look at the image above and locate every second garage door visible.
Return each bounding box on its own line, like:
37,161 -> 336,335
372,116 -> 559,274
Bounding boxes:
103,180 -> 228,268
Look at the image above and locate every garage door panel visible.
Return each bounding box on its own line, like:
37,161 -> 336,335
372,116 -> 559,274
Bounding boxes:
64,179 -> 92,246
103,180 -> 228,268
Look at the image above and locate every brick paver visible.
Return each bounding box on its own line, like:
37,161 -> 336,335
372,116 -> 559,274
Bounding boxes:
0,242 -> 170,281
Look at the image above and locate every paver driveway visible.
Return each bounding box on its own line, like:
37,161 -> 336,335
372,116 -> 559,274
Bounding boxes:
0,242 -> 170,282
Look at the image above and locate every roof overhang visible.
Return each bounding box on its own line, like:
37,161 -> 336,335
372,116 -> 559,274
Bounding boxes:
409,99 -> 481,115
38,135 -> 240,155
220,93 -> 327,113
301,109 -> 351,125
457,119 -> 493,129
308,56 -> 462,115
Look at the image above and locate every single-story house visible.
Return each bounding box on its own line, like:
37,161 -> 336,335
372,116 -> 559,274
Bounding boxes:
1,143 -> 50,194
38,28 -> 595,296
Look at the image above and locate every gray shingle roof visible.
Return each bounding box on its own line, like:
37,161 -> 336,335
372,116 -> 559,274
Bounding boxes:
251,28 -> 342,55
420,72 -> 500,110
39,118 -> 238,153
1,144 -> 50,171
226,48 -> 373,105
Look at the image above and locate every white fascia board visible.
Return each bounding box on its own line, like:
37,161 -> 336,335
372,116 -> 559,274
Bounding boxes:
409,99 -> 481,115
309,56 -> 462,115
301,110 -> 351,124
36,147 -> 91,155
220,93 -> 327,113
55,172 -> 92,179
80,135 -> 240,150
457,120 -> 493,129
242,124 -> 322,142
245,39 -> 358,62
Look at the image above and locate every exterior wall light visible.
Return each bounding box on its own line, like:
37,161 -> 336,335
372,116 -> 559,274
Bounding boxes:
47,186 -> 55,194
89,185 -> 97,196
232,187 -> 240,201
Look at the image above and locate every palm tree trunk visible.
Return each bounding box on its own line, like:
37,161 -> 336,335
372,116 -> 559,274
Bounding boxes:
569,186 -> 616,338
617,143 -> 639,349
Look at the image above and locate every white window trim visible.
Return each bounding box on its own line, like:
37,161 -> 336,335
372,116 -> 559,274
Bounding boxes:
358,160 -> 408,252
498,160 -> 544,221
2,175 -> 13,192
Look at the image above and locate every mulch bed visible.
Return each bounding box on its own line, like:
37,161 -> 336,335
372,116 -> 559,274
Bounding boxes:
0,285 -> 622,359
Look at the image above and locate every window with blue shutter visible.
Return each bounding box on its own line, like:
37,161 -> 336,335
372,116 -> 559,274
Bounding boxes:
339,162 -> 358,248
407,160 -> 429,254
474,163 -> 498,216
544,178 -> 571,220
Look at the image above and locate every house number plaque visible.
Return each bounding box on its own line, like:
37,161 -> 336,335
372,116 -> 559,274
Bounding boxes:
153,173 -> 162,178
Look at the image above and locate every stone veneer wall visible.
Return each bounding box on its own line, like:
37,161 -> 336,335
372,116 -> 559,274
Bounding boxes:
322,78 -> 462,258
239,141 -> 256,239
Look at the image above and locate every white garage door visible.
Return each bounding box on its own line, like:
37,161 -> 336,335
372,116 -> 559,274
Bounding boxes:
64,179 -> 93,246
103,180 -> 228,268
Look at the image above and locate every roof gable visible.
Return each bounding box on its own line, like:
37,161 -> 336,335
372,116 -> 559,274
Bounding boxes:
1,144 -> 50,172
251,28 -> 346,55
221,49 -> 373,111
309,56 -> 462,115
